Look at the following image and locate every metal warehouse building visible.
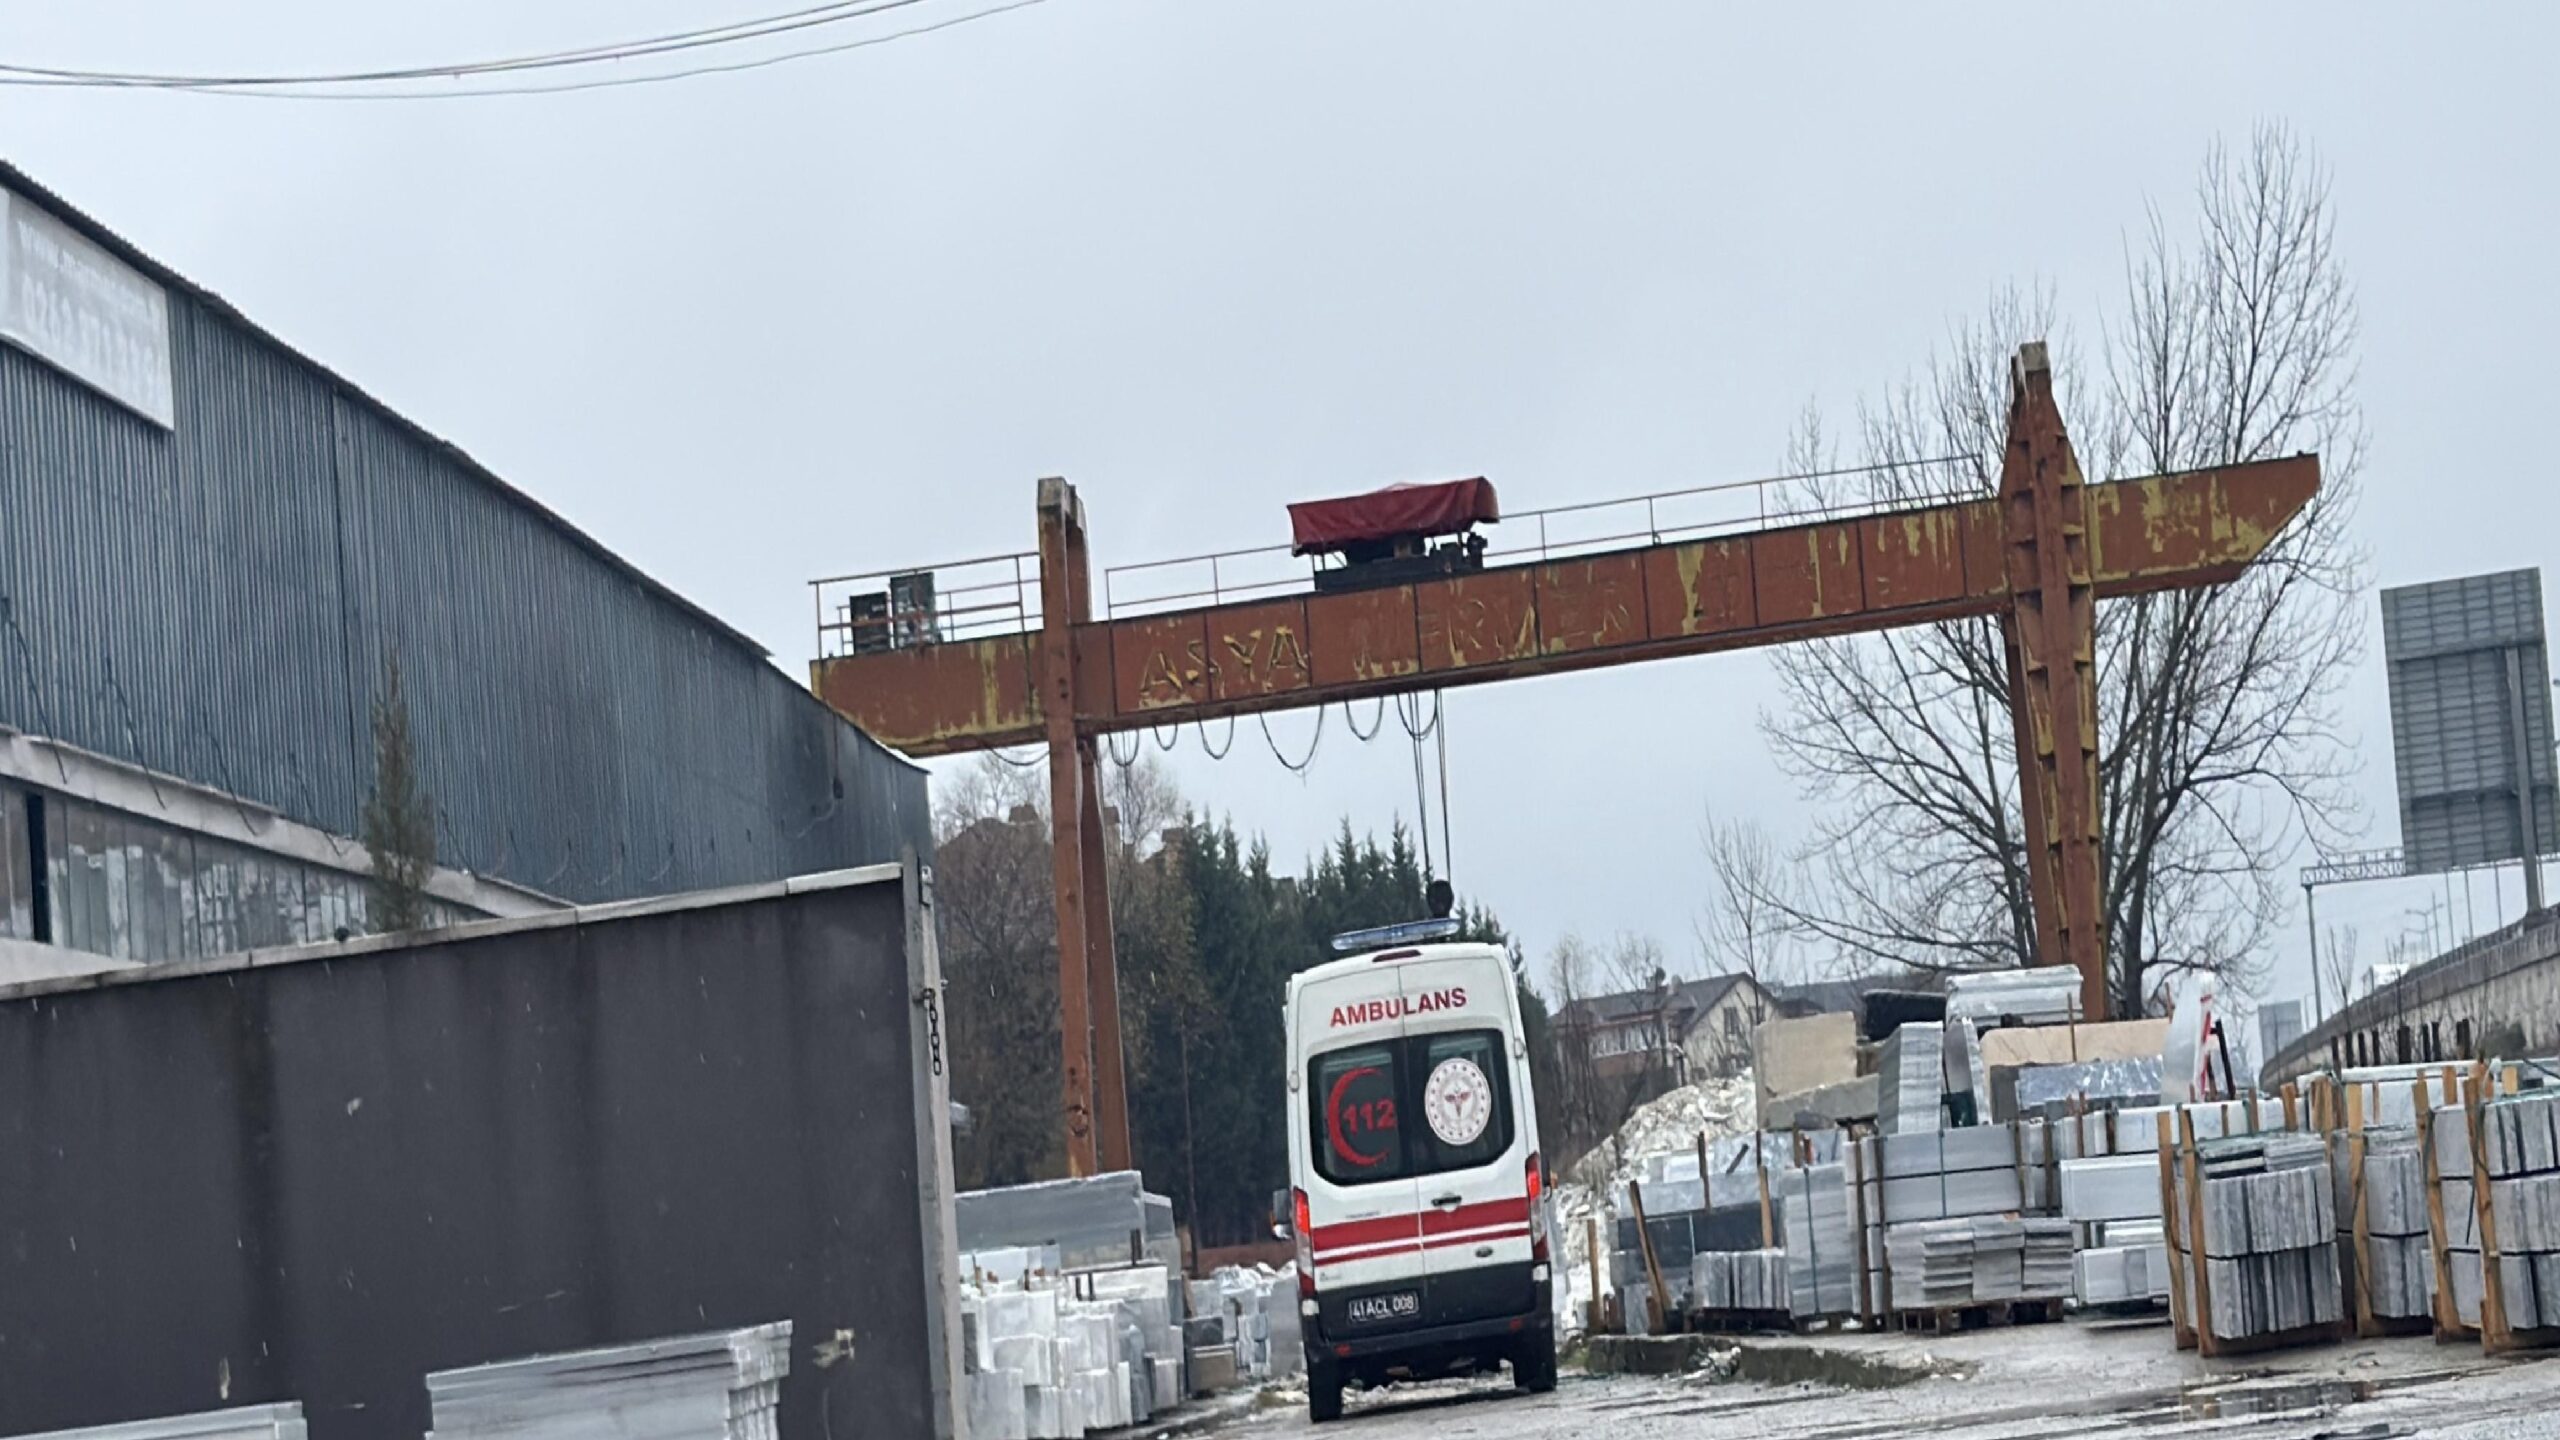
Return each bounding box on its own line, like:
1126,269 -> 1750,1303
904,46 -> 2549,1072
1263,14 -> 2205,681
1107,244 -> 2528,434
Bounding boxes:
0,162 -> 927,971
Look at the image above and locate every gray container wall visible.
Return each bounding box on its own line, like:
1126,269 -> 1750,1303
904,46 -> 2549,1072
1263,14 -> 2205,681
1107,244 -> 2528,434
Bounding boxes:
0,871 -> 953,1440
0,168 -> 926,903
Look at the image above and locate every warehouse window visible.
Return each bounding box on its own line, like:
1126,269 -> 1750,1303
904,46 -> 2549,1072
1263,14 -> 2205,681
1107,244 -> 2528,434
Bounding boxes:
0,781 -> 30,941
2458,1018 -> 2474,1058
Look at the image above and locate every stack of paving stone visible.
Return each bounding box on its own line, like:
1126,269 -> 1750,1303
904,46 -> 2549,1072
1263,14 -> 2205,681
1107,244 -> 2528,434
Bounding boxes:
1883,1216 -> 2073,1309
2434,1102 -> 2487,1328
959,1172 -> 1181,1277
2478,1088 -> 2560,1332
2330,1127 -> 2433,1322
424,1324 -> 790,1440
1878,1023 -> 1947,1135
1687,1248 -> 1788,1313
1780,1162 -> 1857,1320
1858,1122 -> 2058,1312
20,1408 -> 308,1440
2187,1133 -> 2342,1343
2073,1224 -> 2169,1306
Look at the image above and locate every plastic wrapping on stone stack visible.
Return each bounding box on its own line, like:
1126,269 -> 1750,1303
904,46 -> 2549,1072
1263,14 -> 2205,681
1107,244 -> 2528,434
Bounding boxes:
424,1323 -> 790,1440
2330,1128 -> 2433,1322
2016,1058 -> 2165,1116
17,1408 -> 309,1440
1878,1023 -> 1946,1135
1945,968 -> 2082,1028
970,1263 -> 1200,1439
1780,1162 -> 1855,1319
2185,1133 -> 2343,1343
959,1172 -> 1180,1276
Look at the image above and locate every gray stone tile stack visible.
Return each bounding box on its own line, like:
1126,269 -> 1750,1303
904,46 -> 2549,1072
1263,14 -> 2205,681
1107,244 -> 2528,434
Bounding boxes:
1878,1023 -> 1946,1136
424,1323 -> 790,1440
2477,1089 -> 2560,1332
1882,1216 -> 2071,1308
15,1407 -> 307,1440
2189,1134 -> 2343,1342
2329,1127 -> 2433,1321
1779,1162 -> 1856,1320
1687,1248 -> 1787,1313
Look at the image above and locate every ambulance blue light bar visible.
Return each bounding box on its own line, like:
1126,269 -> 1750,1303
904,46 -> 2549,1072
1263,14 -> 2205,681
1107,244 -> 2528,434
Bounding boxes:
1329,918 -> 1463,954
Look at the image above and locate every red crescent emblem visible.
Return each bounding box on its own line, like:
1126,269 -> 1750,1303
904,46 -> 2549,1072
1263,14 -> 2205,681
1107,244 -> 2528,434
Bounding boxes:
1326,1065 -> 1390,1168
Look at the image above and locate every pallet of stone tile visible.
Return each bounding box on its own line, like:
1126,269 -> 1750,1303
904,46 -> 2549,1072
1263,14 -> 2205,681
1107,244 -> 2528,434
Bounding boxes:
424,1323 -> 790,1440
960,1172 -> 1180,1276
1886,1298 -> 2063,1335
2168,1130 -> 2344,1356
1780,1163 -> 1857,1320
2460,1086 -> 2560,1356
14,1408 -> 309,1440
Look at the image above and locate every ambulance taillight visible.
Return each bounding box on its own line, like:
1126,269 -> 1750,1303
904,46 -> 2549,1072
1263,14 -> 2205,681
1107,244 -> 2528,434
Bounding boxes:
1525,1152 -> 1550,1262
1293,1187 -> 1315,1297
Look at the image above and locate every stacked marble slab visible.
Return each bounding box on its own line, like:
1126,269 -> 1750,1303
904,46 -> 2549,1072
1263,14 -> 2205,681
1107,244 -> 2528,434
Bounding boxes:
1857,1122 -> 2058,1311
959,1172 -> 1180,1276
1882,1216 -> 2072,1308
1878,1023 -> 1946,1135
1779,1162 -> 1857,1319
424,1324 -> 789,1440
2328,1128 -> 2433,1321
2075,1227 -> 2169,1305
18,1407 -> 308,1440
1944,968 -> 2081,1028
2478,1089 -> 2560,1332
2188,1134 -> 2342,1342
2434,1104 -> 2487,1327
1688,1248 -> 1788,1312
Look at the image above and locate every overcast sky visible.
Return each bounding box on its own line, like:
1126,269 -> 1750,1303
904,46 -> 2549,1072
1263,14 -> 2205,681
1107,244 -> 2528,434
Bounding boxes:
5,2 -> 2554,1017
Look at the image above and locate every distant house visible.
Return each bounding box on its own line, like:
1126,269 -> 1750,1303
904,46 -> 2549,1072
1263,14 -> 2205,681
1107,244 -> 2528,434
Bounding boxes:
1556,973 -> 1779,1085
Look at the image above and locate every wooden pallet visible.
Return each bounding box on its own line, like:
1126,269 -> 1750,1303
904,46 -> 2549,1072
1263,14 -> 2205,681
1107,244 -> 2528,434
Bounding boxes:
1887,1298 -> 2062,1335
1683,1307 -> 1794,1335
2194,1318 -> 2349,1358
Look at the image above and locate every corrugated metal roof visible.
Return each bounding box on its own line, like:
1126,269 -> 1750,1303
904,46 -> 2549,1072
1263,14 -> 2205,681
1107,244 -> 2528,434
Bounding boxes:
0,159 -> 929,905
0,156 -> 770,659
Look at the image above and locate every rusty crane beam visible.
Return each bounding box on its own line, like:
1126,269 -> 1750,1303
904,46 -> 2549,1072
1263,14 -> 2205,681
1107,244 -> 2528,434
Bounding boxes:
811,346 -> 2320,1175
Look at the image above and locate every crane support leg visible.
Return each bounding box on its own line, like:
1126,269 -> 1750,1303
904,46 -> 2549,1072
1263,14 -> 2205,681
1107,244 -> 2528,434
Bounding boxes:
1999,345 -> 2110,1021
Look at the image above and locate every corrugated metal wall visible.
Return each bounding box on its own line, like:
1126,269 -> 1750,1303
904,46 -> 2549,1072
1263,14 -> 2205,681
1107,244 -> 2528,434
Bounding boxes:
0,204 -> 926,904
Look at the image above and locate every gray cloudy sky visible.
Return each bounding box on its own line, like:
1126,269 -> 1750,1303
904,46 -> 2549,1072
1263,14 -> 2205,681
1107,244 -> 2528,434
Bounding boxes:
6,2 -> 2554,1016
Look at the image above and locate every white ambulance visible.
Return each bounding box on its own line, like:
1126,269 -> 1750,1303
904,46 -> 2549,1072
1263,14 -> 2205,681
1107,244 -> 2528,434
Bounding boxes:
1280,918 -> 1555,1422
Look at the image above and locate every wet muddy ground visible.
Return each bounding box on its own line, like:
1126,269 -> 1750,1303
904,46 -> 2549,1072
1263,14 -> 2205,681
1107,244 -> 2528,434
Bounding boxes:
1218,1318 -> 2560,1439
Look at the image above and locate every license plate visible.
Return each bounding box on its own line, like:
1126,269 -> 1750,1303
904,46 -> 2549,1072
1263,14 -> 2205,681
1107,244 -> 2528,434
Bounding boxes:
1343,1290 -> 1421,1327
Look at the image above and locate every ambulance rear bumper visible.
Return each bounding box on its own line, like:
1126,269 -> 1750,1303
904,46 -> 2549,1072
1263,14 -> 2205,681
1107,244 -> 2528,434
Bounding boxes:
1306,1273 -> 1552,1364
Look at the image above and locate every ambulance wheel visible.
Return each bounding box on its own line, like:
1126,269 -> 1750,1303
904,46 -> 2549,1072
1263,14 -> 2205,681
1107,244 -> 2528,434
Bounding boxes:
1513,1336 -> 1557,1394
1309,1362 -> 1345,1424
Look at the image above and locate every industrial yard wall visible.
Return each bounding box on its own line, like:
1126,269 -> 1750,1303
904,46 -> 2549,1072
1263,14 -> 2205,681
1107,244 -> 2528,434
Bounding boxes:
0,865 -> 961,1440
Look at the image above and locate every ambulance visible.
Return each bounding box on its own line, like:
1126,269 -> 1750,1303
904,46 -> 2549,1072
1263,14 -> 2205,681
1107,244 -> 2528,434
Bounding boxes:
1280,918 -> 1555,1422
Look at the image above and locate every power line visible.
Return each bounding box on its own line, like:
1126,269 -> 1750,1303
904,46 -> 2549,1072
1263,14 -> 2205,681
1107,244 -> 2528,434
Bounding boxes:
0,0 -> 1048,101
0,0 -> 928,86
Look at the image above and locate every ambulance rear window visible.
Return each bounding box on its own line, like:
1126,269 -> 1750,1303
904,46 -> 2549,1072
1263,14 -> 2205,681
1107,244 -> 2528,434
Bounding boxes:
1311,1044 -> 1407,1185
1308,1029 -> 1514,1187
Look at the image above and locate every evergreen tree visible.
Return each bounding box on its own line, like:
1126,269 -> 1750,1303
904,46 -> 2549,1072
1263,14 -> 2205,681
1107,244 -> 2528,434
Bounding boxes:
361,653 -> 437,932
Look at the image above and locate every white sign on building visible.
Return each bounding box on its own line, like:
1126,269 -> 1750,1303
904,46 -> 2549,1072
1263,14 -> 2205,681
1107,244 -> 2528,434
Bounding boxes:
0,185 -> 176,429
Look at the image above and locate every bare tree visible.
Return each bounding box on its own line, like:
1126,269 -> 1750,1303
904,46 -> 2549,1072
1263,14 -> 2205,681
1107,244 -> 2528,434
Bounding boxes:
2316,921 -> 2362,1018
1757,124 -> 2365,1016
1695,809 -> 1798,1074
934,755 -> 1063,1187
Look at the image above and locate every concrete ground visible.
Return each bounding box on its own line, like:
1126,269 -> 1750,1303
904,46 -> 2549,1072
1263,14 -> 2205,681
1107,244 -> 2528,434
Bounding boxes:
1216,1317 -> 2560,1439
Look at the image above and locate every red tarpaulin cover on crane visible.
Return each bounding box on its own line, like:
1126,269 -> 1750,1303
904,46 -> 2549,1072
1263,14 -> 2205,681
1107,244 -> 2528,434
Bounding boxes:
1287,477 -> 1501,555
